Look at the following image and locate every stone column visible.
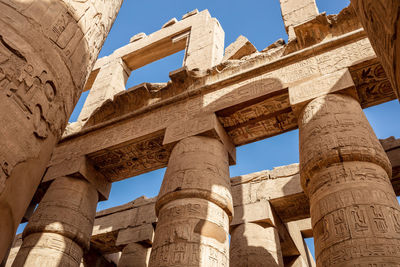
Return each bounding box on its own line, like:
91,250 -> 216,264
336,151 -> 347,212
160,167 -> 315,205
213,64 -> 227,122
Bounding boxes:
149,136 -> 233,267
351,0 -> 400,99
116,223 -> 154,267
118,243 -> 151,267
12,176 -> 99,267
299,93 -> 400,266
0,0 -> 123,260
230,223 -> 283,267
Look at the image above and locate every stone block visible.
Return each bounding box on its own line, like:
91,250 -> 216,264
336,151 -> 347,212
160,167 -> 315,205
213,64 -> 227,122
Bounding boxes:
289,68 -> 357,115
231,200 -> 276,227
43,157 -> 111,200
223,35 -> 257,61
163,113 -> 236,164
279,0 -> 319,39
116,224 -> 154,246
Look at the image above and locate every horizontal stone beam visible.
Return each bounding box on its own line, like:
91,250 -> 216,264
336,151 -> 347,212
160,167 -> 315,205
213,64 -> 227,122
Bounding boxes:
232,137 -> 400,222
9,138 -> 398,263
87,137 -> 399,254
91,196 -> 156,254
49,30 -> 396,183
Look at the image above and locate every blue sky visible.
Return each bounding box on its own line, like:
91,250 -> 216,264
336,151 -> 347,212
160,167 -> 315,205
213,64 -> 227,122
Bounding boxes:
18,0 -> 400,260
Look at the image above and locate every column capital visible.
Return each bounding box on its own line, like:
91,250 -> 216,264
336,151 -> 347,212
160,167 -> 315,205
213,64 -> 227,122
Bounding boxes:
289,68 -> 358,117
43,156 -> 111,200
163,113 -> 236,164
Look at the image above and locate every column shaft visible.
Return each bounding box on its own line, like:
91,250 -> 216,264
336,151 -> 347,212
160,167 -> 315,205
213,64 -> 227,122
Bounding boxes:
12,176 -> 98,267
149,136 -> 232,267
118,243 -> 151,267
299,94 -> 400,266
230,223 -> 283,267
0,1 -> 122,260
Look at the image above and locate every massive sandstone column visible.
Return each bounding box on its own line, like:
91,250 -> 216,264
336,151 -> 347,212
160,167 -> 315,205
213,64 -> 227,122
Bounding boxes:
12,176 -> 99,266
299,94 -> 400,266
0,0 -> 123,260
350,0 -> 400,99
230,223 -> 283,267
149,136 -> 233,267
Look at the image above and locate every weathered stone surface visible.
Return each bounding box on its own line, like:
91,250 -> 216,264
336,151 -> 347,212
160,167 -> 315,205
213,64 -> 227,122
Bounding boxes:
289,69 -> 356,115
4,234 -> 21,267
78,58 -> 131,124
0,0 -> 122,260
83,10 -> 224,77
48,34 -> 392,184
223,35 -> 257,61
80,247 -> 116,267
279,0 -> 319,39
13,176 -> 99,266
118,243 -> 150,267
285,220 -> 315,267
7,138 -> 400,265
163,113 -> 236,164
4,5 -> 400,267
43,156 -> 111,200
116,224 -> 154,247
349,58 -> 397,108
150,136 -> 232,267
230,223 -> 283,267
92,196 -> 156,254
299,93 -> 400,266
351,0 -> 400,99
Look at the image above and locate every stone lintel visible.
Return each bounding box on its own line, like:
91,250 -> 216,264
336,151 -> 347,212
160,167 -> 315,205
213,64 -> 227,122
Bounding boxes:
84,9 -> 223,78
116,224 -> 154,247
231,200 -> 276,227
43,157 -> 111,201
52,33 -> 393,185
163,113 -> 236,164
289,68 -> 357,116
223,35 -> 258,61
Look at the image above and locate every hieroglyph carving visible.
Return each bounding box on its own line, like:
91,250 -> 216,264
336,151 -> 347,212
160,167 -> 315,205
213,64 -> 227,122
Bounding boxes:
350,60 -> 396,107
0,0 -> 122,261
0,0 -> 122,188
89,135 -> 173,181
351,0 -> 400,99
0,34 -> 62,192
299,94 -> 400,266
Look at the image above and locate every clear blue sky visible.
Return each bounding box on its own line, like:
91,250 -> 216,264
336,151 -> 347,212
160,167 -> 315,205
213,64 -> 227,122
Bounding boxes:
19,0 -> 400,260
